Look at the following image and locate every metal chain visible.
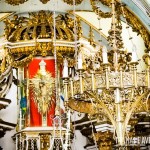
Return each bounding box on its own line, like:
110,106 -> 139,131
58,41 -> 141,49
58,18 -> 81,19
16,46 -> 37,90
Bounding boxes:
73,0 -> 78,70
98,6 -> 102,46
53,1 -> 59,115
119,0 -> 143,70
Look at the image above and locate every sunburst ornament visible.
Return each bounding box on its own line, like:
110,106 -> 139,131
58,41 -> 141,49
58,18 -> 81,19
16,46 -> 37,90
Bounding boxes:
30,60 -> 55,114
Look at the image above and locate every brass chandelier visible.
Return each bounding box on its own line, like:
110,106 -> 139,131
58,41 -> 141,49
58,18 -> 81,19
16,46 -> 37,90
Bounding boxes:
62,0 -> 150,147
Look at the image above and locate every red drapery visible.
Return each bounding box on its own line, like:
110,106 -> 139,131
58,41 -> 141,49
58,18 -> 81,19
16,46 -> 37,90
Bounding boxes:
27,57 -> 56,126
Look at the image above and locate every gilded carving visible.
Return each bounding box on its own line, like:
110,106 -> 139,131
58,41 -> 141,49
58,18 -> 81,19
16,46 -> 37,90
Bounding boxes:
3,11 -> 78,67
95,131 -> 113,150
91,0 -> 150,50
40,133 -> 50,150
63,0 -> 83,5
5,0 -> 28,5
4,0 -> 84,5
123,8 -> 150,50
4,11 -> 75,42
90,0 -> 112,18
30,61 -> 55,114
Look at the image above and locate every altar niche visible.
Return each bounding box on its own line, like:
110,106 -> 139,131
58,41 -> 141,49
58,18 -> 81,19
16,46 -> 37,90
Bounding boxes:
27,58 -> 56,127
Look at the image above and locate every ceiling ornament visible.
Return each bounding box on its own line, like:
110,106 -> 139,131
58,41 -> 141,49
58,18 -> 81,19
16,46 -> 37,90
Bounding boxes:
5,0 -> 28,5
4,0 -> 84,5
99,0 -> 112,6
90,0 -> 112,18
91,0 -> 150,50
63,0 -> 83,5
122,6 -> 150,50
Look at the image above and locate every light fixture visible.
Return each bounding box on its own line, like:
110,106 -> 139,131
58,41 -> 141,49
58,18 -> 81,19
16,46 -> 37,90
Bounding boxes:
62,0 -> 150,148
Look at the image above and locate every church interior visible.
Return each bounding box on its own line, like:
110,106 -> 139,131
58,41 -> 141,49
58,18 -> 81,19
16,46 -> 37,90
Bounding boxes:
0,0 -> 150,149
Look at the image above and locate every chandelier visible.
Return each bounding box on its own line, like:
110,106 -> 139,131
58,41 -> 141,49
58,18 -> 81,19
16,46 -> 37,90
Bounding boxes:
62,0 -> 150,148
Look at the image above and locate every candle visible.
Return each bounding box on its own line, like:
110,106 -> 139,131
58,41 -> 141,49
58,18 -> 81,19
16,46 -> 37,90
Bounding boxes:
115,88 -> 120,103
63,58 -> 68,78
132,45 -> 137,62
78,52 -> 83,69
102,46 -> 108,63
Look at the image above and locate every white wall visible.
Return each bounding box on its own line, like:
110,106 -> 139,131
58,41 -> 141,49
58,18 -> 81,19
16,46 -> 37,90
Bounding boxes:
72,130 -> 87,150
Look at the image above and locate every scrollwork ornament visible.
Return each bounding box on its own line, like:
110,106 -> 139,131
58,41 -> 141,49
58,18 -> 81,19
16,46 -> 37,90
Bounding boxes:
90,0 -> 112,18
11,51 -> 36,68
4,11 -> 75,42
91,0 -> 150,49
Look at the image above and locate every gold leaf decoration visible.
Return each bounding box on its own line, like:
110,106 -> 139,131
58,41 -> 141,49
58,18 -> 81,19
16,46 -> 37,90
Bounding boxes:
4,11 -> 75,42
63,0 -> 83,5
5,0 -> 28,5
31,70 -> 55,114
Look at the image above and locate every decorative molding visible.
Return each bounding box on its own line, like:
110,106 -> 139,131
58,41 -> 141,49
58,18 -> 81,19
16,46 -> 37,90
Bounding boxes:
4,0 -> 84,5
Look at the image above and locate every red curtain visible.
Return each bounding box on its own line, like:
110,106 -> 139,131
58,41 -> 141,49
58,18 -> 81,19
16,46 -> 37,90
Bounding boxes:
27,57 -> 56,126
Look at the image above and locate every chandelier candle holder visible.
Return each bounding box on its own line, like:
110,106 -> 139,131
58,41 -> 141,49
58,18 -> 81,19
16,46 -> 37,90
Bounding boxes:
62,0 -> 150,148
62,58 -> 69,107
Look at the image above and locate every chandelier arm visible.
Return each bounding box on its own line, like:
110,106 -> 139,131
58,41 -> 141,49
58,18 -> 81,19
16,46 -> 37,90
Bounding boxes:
124,91 -> 149,129
84,91 -> 116,128
146,92 -> 150,112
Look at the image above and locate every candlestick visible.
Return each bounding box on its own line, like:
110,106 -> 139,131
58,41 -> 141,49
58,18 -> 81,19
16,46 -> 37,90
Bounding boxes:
63,58 -> 68,78
132,45 -> 137,62
78,52 -> 83,69
115,88 -> 121,103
